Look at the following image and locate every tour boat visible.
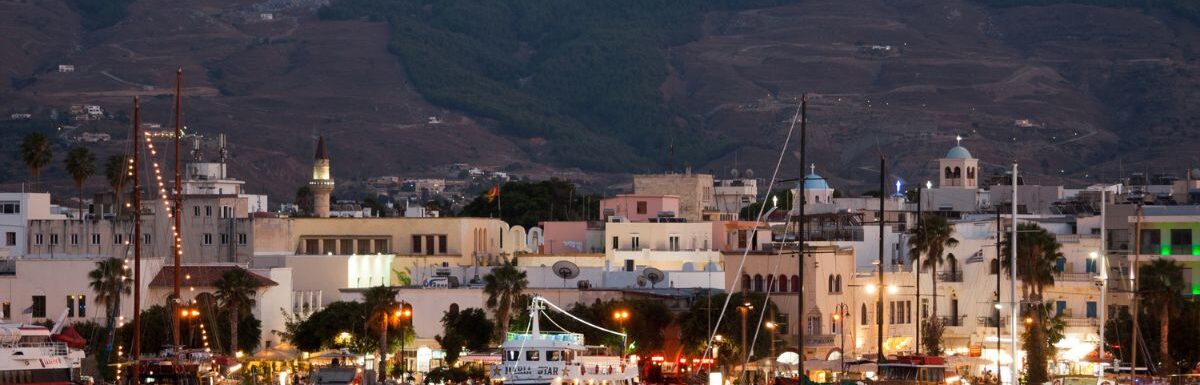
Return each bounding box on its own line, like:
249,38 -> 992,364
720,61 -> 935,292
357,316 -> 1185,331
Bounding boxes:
490,297 -> 639,385
0,323 -> 85,385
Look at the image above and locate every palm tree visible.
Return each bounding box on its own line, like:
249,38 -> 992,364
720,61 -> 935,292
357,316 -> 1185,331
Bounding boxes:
214,268 -> 259,354
20,132 -> 53,190
909,214 -> 958,320
484,260 -> 528,341
89,257 -> 132,322
88,257 -> 131,372
1001,223 -> 1062,384
65,147 -> 96,220
362,285 -> 398,381
104,155 -> 129,215
1139,258 -> 1185,374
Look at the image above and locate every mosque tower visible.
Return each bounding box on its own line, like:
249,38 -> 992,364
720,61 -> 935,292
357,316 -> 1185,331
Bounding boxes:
309,136 -> 334,217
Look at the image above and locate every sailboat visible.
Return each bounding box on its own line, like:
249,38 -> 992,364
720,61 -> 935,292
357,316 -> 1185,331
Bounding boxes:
490,297 -> 639,385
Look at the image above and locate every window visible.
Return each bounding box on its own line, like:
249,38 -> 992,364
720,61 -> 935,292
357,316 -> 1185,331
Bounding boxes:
1055,301 -> 1067,316
889,302 -> 896,324
1054,257 -> 1065,272
1170,229 -> 1192,255
525,350 -> 540,361
624,259 -> 634,272
1085,258 -> 1097,273
34,234 -> 43,245
113,234 -> 124,245
831,313 -> 840,334
194,206 -> 200,216
668,235 -> 679,251
412,235 -> 422,253
631,236 -> 640,250
220,234 -> 229,245
636,201 -> 648,214
990,259 -> 1000,275
305,239 -> 319,254
425,235 -> 435,255
357,239 -> 371,254
753,274 -> 763,292
1,302 -> 8,319
807,314 -> 821,335
861,303 -> 868,325
777,313 -> 789,335
906,300 -> 913,324
791,275 -> 800,293
238,233 -> 248,245
91,234 -> 100,245
1139,229 -> 1161,254
4,232 -> 14,246
741,274 -> 751,292
438,235 -> 447,253
922,299 -> 929,320
66,296 -> 75,317
205,206 -> 212,216
143,234 -> 151,245
611,236 -> 618,250
222,206 -> 233,218
203,233 -> 213,245
375,239 -> 389,253
505,350 -> 519,362
546,350 -> 562,361
777,274 -> 788,292
1086,301 -> 1097,318
77,295 -> 85,317
49,234 -> 59,245
0,202 -> 20,214
31,296 -> 45,318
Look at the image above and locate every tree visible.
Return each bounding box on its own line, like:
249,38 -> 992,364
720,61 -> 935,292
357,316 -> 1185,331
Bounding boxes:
459,179 -> 600,227
295,185 -> 314,216
1001,223 -> 1061,385
88,257 -> 131,376
1020,302 -> 1066,381
483,260 -> 528,341
921,317 -> 945,356
65,147 -> 96,220
1138,258 -> 1186,374
738,189 -> 793,220
677,292 -> 779,369
909,215 -> 959,324
20,132 -> 53,190
363,285 -> 398,381
437,307 -> 495,365
214,268 -> 259,354
104,155 -> 128,214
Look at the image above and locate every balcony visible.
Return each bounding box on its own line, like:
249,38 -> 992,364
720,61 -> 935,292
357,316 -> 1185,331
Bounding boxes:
938,315 -> 968,327
803,334 -> 837,346
1053,272 -> 1097,282
977,316 -> 1009,328
1061,317 -> 1099,327
937,270 -> 963,282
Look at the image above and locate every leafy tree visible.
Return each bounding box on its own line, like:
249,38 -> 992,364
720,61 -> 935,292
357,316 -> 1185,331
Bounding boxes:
115,305 -> 170,354
459,179 -> 599,228
921,317 -> 945,355
677,292 -> 779,369
1019,302 -> 1066,381
483,260 -> 528,341
738,190 -> 793,220
1138,258 -> 1186,374
1000,223 -> 1061,385
362,285 -> 398,381
65,147 -> 96,220
295,186 -> 314,216
909,214 -> 959,326
288,301 -> 411,355
214,268 -> 259,354
437,307 -> 495,365
88,257 -> 130,375
19,132 -> 52,190
546,299 -> 673,354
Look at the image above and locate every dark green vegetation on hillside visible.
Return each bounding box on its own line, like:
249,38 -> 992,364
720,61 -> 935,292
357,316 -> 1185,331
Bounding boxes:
318,0 -> 795,171
974,0 -> 1200,23
64,0 -> 135,31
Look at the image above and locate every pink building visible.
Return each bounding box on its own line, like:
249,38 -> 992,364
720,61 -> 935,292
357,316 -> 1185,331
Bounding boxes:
600,194 -> 681,222
712,221 -> 772,252
540,221 -> 603,254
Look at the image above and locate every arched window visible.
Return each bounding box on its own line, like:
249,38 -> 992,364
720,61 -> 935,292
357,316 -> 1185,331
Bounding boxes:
990,259 -> 999,275
766,275 -> 775,292
945,167 -> 953,179
742,274 -> 751,292
953,167 -> 962,178
967,167 -> 975,179
791,275 -> 800,293
828,275 -> 835,292
861,303 -> 868,325
778,274 -> 788,292
754,274 -> 764,292
836,274 -> 843,292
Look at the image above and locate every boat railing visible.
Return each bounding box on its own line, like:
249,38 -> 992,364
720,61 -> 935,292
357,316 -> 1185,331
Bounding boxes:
9,341 -> 69,356
506,331 -> 584,344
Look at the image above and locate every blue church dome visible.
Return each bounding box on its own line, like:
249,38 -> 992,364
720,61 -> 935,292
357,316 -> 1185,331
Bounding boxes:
803,172 -> 829,189
946,145 -> 973,159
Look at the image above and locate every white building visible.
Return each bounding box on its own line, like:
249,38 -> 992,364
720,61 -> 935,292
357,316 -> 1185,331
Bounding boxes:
0,193 -> 68,257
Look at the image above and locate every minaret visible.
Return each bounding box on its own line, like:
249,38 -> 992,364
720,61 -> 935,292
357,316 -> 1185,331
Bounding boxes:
309,136 -> 334,217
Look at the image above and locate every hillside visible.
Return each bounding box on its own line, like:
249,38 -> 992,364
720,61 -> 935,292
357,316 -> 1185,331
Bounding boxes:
0,0 -> 1198,202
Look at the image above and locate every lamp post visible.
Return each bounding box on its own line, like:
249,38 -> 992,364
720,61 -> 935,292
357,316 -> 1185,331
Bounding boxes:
739,302 -> 754,385
612,309 -> 631,357
398,303 -> 412,381
765,320 -> 776,385
832,303 -> 847,380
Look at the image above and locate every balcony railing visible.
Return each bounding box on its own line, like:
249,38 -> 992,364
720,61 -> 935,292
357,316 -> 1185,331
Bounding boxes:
977,316 -> 1009,328
1061,317 -> 1099,327
938,315 -> 968,327
937,270 -> 963,282
803,334 -> 837,346
1054,272 -> 1097,282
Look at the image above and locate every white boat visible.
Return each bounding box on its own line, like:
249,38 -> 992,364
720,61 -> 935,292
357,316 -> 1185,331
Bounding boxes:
490,297 -> 638,385
0,323 -> 85,385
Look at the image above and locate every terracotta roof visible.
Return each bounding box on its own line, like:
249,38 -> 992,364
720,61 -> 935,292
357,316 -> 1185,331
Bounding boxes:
149,266 -> 277,288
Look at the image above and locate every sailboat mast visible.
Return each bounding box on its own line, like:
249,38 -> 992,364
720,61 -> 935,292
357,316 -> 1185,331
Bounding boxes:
172,67 -> 184,365
131,96 -> 143,381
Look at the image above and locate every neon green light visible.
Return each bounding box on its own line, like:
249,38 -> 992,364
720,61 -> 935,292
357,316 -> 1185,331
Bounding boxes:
1192,245 -> 1200,256
1193,284 -> 1200,296
1161,244 -> 1171,256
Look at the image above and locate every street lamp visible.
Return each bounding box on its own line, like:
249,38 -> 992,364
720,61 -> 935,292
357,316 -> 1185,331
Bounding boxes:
397,303 -> 413,381
613,309 -> 631,357
738,302 -> 754,385
765,321 -> 776,385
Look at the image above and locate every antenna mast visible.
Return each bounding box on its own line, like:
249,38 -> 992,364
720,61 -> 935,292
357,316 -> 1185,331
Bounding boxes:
131,96 -> 143,381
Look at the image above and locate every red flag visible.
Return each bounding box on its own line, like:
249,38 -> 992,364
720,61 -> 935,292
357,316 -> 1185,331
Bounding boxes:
486,185 -> 500,202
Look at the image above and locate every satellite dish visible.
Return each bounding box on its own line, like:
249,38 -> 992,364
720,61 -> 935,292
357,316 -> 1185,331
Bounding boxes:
552,261 -> 580,288
745,169 -> 754,178
643,267 -> 664,288
636,276 -> 647,287
730,168 -> 740,178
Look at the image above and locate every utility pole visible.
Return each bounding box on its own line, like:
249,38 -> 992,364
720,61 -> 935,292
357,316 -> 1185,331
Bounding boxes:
797,94 -> 807,379
1008,163 -> 1018,385
172,67 -> 183,374
1096,188 -> 1108,382
915,183 -> 923,355
995,207 -> 1002,383
1130,203 -> 1143,382
877,155 -> 885,362
131,96 -> 143,383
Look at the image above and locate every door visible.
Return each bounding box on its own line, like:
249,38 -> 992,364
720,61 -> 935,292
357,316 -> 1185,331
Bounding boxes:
1056,301 -> 1067,316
